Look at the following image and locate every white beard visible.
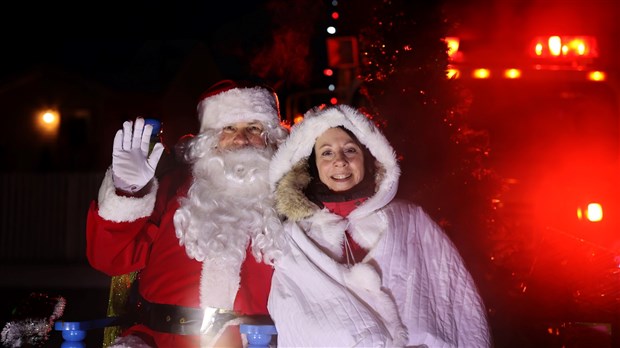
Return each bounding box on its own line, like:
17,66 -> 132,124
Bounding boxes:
173,142 -> 285,266
172,131 -> 287,310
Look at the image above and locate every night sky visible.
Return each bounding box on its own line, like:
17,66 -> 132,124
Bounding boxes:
0,0 -> 331,173
0,1 -> 275,91
3,0 -> 617,102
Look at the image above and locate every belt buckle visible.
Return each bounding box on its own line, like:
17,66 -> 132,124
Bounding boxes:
200,307 -> 238,339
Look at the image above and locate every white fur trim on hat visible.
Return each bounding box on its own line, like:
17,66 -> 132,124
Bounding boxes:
197,87 -> 280,132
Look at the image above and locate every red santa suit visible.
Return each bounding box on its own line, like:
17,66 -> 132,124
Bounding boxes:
86,81 -> 288,348
87,167 -> 273,347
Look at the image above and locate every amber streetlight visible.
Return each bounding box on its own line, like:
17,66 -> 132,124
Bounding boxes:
36,109 -> 60,139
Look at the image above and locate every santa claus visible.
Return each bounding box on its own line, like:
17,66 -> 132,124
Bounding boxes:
86,80 -> 289,347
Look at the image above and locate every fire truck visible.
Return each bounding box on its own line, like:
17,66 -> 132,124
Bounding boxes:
443,1 -> 620,345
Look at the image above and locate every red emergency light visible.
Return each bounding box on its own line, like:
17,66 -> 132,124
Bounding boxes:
530,35 -> 598,59
444,37 -> 462,62
577,203 -> 603,222
444,35 -> 605,79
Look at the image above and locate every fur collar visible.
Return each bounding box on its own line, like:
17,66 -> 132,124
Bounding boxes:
271,105 -> 401,223
274,159 -> 318,221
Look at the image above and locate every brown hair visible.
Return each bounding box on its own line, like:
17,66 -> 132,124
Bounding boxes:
305,126 -> 377,203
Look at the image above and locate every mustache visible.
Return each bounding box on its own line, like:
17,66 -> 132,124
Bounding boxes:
191,145 -> 272,193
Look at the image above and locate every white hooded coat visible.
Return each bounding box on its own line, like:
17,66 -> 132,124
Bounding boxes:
268,105 -> 492,347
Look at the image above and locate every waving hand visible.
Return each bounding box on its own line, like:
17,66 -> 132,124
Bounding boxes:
111,117 -> 165,193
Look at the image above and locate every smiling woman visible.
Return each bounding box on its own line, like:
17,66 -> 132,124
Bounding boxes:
313,127 -> 366,192
267,104 -> 491,347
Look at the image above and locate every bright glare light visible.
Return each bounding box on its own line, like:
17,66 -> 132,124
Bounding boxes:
444,37 -> 460,58
588,71 -> 606,81
578,203 -> 604,222
327,26 -> 336,34
576,42 -> 586,55
328,84 -> 336,91
293,115 -> 304,124
323,68 -> 334,76
42,112 -> 56,124
472,69 -> 490,79
548,36 -> 562,56
446,68 -> 460,79
504,69 -> 521,79
330,97 -> 338,105
587,203 -> 603,222
535,43 -> 543,56
36,109 -> 60,137
531,35 -> 598,58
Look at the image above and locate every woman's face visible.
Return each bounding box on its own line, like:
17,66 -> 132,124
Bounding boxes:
314,127 -> 365,192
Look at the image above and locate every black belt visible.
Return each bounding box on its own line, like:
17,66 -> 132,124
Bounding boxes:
130,293 -> 272,337
134,294 -> 205,335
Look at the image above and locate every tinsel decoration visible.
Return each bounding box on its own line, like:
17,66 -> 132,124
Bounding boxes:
1,292 -> 66,347
347,0 -> 500,238
103,271 -> 137,348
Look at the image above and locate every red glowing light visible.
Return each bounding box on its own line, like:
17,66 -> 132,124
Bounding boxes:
530,35 -> 598,58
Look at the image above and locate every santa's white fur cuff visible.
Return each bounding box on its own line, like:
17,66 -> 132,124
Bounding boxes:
97,168 -> 158,222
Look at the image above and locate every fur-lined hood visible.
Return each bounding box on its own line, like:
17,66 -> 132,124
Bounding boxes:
270,105 -> 401,221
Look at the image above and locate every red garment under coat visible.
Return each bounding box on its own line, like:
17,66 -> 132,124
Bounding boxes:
322,197 -> 369,264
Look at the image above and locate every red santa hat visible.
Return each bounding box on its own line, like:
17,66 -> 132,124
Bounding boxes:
197,80 -> 281,133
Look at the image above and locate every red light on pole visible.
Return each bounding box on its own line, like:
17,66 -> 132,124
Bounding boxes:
326,36 -> 359,68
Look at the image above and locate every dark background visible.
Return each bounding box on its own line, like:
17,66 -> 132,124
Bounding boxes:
1,0 -> 620,347
0,2 -> 331,347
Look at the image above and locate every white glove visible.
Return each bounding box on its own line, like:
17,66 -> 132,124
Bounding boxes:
111,117 -> 165,193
